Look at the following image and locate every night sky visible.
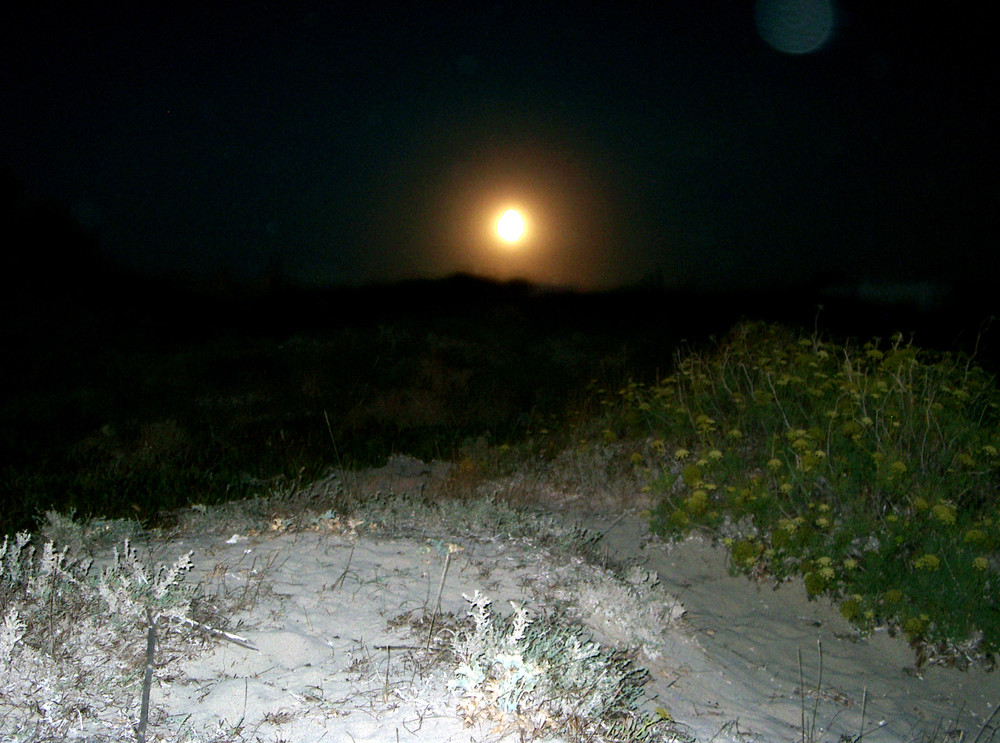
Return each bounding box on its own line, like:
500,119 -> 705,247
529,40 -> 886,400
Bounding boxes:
2,2 -> 997,291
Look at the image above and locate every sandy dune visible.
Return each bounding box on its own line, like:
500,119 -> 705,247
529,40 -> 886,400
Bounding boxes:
131,458 -> 1000,742
6,456 -> 997,742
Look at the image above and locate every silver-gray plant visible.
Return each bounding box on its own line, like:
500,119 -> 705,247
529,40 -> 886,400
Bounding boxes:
0,529 -> 199,742
448,590 -> 685,742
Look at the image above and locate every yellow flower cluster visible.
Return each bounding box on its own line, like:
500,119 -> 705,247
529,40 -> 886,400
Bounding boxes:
932,502 -> 957,525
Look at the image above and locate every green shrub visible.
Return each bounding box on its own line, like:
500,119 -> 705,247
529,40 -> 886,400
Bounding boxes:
609,321 -> 1000,665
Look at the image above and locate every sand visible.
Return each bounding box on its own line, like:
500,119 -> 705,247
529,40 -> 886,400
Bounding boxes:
7,456 -> 998,742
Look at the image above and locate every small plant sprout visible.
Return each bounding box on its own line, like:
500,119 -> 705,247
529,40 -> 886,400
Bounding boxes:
426,540 -> 464,650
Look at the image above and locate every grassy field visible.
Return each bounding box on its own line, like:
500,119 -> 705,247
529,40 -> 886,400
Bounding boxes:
3,272 -> 999,669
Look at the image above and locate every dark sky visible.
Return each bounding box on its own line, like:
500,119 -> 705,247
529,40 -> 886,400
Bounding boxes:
2,2 -> 997,291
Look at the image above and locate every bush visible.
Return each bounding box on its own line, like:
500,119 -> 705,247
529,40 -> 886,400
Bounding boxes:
448,590 -> 679,742
0,518 -> 208,741
602,321 -> 1000,666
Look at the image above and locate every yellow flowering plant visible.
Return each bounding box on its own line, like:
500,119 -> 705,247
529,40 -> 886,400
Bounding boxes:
607,321 -> 1000,665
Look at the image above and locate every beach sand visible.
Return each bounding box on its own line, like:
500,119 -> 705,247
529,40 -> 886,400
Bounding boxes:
6,456 -> 998,742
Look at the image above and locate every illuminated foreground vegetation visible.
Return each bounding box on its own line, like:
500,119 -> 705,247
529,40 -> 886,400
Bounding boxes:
588,321 -> 1000,667
4,282 -> 1000,739
4,280 -> 999,667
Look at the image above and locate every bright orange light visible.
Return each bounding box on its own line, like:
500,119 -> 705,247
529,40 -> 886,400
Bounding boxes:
496,209 -> 524,242
417,135 -> 618,287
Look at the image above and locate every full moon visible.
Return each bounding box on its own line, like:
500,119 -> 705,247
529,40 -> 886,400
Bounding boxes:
496,209 -> 525,242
